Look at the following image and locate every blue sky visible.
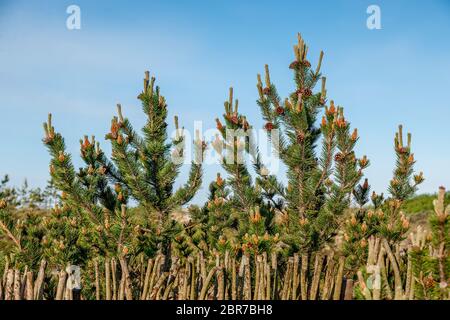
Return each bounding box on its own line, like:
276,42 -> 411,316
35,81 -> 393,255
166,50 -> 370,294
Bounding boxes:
0,0 -> 449,205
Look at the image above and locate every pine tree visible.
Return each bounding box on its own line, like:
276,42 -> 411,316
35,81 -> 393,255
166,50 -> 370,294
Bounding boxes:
208,89 -> 280,256
0,176 -> 62,270
42,71 -> 206,273
343,126 -> 423,276
0,175 -> 19,207
341,178 -> 371,275
0,197 -> 46,270
255,34 -> 368,254
371,125 -> 424,243
204,173 -> 237,251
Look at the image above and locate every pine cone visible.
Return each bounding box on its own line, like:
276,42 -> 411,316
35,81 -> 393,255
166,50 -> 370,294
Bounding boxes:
301,60 -> 311,68
265,122 -> 274,131
297,132 -> 305,143
362,178 -> 369,190
263,87 -> 271,95
423,275 -> 436,289
289,61 -> 300,69
275,106 -> 285,115
295,88 -> 312,98
334,152 -> 344,162
397,147 -> 408,154
302,88 -> 312,97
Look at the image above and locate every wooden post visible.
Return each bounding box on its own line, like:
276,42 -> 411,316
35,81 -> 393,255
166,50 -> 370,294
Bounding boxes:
94,260 -> 100,300
300,254 -> 308,300
5,269 -> 14,300
33,260 -> 47,300
25,272 -> 34,300
105,257 -> 111,300
55,270 -> 67,300
344,278 -> 353,300
13,269 -> 21,300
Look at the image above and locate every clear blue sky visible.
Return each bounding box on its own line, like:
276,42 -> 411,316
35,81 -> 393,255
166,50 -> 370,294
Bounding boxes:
1,0 -> 449,205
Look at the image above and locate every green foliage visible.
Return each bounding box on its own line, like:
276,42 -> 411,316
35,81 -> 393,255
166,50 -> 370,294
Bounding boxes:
410,187 -> 449,300
202,88 -> 280,256
342,125 -> 423,276
403,192 -> 450,215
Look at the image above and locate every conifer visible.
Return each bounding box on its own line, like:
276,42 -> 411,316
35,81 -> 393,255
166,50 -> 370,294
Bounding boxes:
42,71 -> 206,271
255,34 -> 368,254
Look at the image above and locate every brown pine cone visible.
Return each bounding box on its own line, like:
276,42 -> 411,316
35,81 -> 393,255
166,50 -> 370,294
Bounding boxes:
423,275 -> 436,289
275,106 -> 285,115
302,88 -> 312,97
265,122 -> 274,131
289,61 -> 300,69
297,132 -> 305,143
334,152 -> 344,162
301,60 -> 311,68
295,88 -> 312,98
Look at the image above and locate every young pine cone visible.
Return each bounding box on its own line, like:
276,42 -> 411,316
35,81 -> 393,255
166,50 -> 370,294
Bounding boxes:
275,106 -> 285,115
264,122 -> 274,131
289,60 -> 300,69
334,152 -> 344,162
301,60 -> 311,68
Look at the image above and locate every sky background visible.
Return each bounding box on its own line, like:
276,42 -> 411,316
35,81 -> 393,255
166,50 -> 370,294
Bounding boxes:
0,0 -> 449,205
